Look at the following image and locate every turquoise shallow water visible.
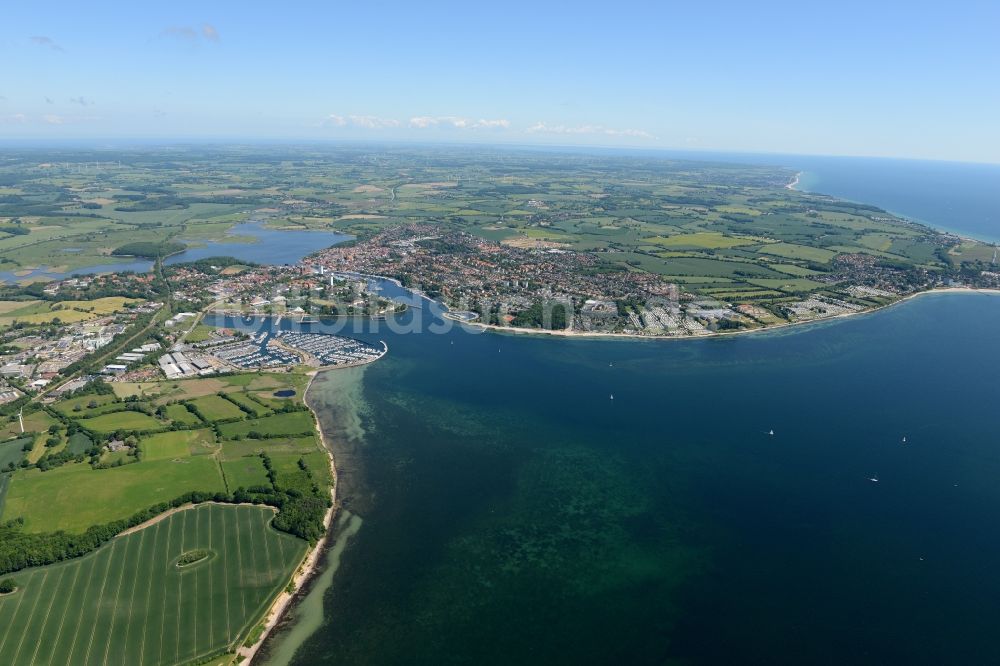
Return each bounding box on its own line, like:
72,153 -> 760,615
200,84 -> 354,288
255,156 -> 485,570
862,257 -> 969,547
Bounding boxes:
236,287 -> 1000,665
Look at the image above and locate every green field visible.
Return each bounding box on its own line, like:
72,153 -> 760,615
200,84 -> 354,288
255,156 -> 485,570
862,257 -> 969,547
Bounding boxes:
0,412 -> 56,441
0,298 -> 140,328
0,504 -> 306,666
2,457 -> 226,533
644,232 -> 758,249
185,324 -> 217,343
0,436 -> 31,471
217,412 -> 315,439
757,242 -> 839,263
189,395 -> 246,421
221,456 -> 271,490
223,393 -> 270,418
220,434 -> 318,457
65,432 -> 95,455
53,393 -> 118,417
78,411 -> 164,433
164,403 -> 204,426
141,429 -> 216,461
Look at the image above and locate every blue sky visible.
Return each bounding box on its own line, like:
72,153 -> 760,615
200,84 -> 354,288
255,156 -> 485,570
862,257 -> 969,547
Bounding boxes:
2,0 -> 998,162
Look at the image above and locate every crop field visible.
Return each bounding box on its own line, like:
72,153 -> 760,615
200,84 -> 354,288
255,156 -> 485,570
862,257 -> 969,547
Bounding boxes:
756,242 -> 839,263
0,297 -> 139,327
0,504 -> 307,666
644,233 -> 758,249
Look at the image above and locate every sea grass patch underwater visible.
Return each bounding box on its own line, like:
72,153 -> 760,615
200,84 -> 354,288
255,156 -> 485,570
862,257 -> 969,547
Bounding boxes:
237,286 -> 1000,665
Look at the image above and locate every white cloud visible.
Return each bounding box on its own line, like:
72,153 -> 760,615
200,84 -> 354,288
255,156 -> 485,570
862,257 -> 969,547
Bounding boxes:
409,116 -> 439,128
202,24 -> 220,42
473,118 -> 511,129
0,114 -> 27,124
527,122 -> 655,139
42,114 -> 64,125
348,115 -> 400,129
30,35 -> 65,52
409,116 -> 510,130
322,114 -> 400,129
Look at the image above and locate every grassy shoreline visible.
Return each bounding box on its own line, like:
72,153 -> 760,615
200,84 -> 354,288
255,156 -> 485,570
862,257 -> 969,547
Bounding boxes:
241,367 -> 342,665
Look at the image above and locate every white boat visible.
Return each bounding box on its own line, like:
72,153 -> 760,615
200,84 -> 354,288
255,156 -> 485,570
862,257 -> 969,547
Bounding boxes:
610,394 -> 614,400
768,429 -> 774,436
869,475 -> 879,483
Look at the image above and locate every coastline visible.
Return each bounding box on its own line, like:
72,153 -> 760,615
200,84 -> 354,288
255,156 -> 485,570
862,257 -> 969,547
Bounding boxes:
342,270 -> 1000,343
786,171 -> 802,190
203,279 -> 1000,663
453,287 -> 1000,342
241,368 -> 340,665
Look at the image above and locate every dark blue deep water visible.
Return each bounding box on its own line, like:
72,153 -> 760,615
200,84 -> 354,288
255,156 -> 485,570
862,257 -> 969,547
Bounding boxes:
234,284 -> 1000,665
652,150 -> 1000,242
793,157 -> 1000,243
243,152 -> 1000,665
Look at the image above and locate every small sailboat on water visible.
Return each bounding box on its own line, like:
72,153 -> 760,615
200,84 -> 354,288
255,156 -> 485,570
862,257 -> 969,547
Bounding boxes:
869,474 -> 879,483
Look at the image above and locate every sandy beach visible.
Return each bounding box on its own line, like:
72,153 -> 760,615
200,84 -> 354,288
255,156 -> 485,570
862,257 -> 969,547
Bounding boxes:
241,368 -> 340,664
350,270 -> 1000,343
455,287 -> 1000,342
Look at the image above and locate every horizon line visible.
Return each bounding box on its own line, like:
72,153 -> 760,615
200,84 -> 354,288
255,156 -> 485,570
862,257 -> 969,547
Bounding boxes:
0,137 -> 997,167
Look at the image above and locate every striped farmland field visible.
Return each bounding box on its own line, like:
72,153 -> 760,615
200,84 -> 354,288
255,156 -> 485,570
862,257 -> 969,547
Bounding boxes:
0,503 -> 306,666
